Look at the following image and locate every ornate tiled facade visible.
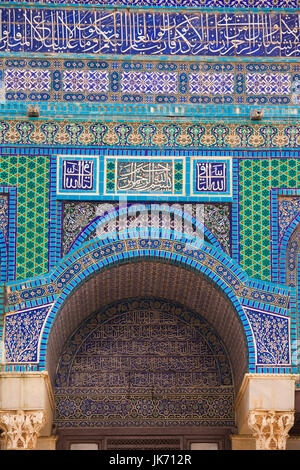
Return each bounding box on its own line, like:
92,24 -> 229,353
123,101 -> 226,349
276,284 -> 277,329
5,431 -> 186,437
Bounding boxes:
0,0 -> 300,449
0,144 -> 299,371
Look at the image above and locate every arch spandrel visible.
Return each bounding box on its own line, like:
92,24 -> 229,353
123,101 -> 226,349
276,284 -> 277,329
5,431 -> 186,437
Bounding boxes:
6,231 -> 277,383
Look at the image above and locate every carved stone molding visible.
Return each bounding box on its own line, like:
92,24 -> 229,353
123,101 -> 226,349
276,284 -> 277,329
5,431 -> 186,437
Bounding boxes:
0,410 -> 46,450
248,410 -> 294,450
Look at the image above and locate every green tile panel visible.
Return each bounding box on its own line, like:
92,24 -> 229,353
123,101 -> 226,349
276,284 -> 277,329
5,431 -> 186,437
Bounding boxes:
0,154 -> 50,280
239,158 -> 300,281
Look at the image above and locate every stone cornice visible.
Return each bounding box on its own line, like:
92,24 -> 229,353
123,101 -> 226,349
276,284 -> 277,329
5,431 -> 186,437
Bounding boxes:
234,373 -> 300,411
0,371 -> 55,413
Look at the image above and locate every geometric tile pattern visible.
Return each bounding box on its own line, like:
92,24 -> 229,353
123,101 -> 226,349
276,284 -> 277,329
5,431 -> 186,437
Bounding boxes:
189,73 -> 234,95
4,69 -> 51,92
246,73 -> 291,95
0,9 -> 298,57
1,146 -> 300,290
0,148 -> 299,287
62,71 -> 109,92
121,72 -> 177,94
1,58 -> 298,106
2,145 -> 300,293
0,154 -> 49,280
239,159 -> 300,281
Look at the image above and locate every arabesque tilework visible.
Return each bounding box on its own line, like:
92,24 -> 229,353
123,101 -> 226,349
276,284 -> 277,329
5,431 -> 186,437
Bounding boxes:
0,120 -> 298,148
5,304 -> 52,362
245,308 -> 290,365
61,201 -> 231,256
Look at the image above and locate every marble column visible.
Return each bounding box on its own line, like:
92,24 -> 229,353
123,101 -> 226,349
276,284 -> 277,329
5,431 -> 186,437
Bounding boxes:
248,410 -> 294,450
0,371 -> 55,450
0,410 -> 46,450
232,373 -> 298,450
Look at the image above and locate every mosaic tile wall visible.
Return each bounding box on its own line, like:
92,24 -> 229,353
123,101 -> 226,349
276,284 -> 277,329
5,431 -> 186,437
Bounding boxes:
0,0 -> 299,391
0,154 -> 49,279
1,58 -> 298,106
1,147 -> 300,283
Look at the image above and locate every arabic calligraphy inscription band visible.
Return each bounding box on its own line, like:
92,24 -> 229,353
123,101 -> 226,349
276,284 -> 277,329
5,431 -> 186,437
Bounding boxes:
1,0 -> 297,8
0,8 -> 298,56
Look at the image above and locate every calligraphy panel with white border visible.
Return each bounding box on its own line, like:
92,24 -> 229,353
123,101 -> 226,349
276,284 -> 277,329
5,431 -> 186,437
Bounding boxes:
104,156 -> 185,196
191,157 -> 232,198
57,155 -> 99,196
